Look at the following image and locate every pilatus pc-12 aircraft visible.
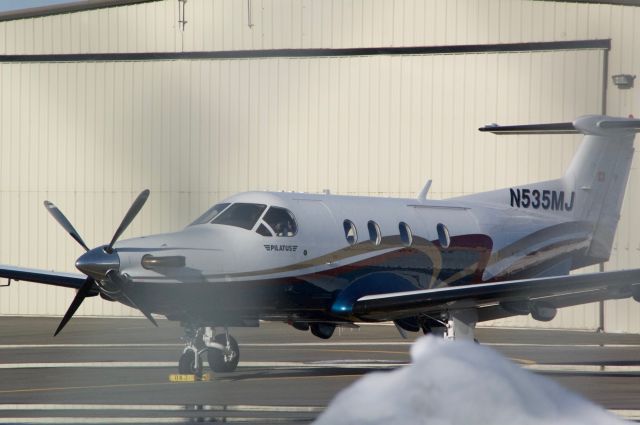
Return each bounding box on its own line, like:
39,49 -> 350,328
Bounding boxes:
2,114 -> 640,375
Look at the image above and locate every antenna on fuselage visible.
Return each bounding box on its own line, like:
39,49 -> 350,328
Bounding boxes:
417,179 -> 432,202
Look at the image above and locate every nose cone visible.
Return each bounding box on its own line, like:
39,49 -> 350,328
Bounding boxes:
75,246 -> 120,281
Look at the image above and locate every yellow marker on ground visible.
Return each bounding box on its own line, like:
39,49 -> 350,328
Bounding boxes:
169,373 -> 212,382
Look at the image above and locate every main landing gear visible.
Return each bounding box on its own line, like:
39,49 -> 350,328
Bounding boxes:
417,309 -> 478,342
178,325 -> 240,375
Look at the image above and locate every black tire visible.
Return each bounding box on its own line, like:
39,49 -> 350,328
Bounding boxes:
310,323 -> 335,339
207,334 -> 240,373
178,350 -> 202,374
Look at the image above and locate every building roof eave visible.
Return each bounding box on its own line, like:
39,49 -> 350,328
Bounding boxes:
0,0 -> 159,23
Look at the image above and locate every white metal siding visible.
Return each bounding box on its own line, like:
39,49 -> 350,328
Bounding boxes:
0,0 -> 639,331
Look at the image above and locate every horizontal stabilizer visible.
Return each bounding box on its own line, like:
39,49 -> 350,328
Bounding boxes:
597,119 -> 640,129
480,115 -> 640,135
479,122 -> 577,135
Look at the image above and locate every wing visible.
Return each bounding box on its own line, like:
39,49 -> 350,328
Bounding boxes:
352,269 -> 640,322
0,264 -> 87,290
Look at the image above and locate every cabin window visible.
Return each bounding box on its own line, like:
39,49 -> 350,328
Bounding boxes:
189,203 -> 230,225
368,221 -> 381,246
437,223 -> 451,248
263,207 -> 298,237
256,223 -> 273,237
399,222 -> 413,247
212,203 -> 267,230
343,220 -> 358,246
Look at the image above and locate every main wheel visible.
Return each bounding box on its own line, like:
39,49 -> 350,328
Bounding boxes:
178,350 -> 202,374
207,334 -> 240,373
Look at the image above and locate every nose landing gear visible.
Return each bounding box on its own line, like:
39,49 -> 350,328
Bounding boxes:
178,325 -> 240,375
206,330 -> 240,373
178,326 -> 206,375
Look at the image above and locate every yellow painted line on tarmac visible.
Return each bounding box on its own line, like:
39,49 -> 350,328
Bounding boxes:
510,357 -> 536,365
0,381 -> 185,395
226,374 -> 364,382
0,364 -> 380,394
316,348 -> 408,356
0,373 -> 365,393
257,347 -> 409,356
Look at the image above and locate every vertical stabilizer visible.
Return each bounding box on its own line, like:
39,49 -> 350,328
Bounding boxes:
562,116 -> 636,262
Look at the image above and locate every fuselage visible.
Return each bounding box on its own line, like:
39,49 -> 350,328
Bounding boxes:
104,190 -> 592,326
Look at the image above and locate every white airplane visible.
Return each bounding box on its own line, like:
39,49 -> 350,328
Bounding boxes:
1,114 -> 640,376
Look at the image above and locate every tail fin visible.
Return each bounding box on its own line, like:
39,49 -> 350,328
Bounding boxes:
480,115 -> 639,263
562,116 -> 636,262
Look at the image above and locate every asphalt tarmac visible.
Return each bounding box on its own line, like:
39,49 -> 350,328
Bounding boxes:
1,317 -> 640,424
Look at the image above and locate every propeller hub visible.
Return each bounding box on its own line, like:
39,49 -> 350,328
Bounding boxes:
75,246 -> 120,281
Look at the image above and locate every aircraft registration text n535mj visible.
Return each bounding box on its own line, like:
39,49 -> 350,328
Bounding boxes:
509,188 -> 576,211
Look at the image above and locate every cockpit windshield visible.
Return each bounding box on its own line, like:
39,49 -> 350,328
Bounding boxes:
212,203 -> 267,230
190,203 -> 230,226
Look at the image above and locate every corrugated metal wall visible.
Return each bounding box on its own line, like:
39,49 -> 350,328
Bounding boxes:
0,0 -> 639,332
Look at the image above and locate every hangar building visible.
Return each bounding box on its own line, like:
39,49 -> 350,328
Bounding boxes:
0,0 -> 639,332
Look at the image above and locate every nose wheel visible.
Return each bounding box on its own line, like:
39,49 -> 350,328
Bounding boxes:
178,349 -> 203,374
207,333 -> 240,373
179,325 -> 240,375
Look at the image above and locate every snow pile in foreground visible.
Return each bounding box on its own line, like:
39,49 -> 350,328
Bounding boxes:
314,335 -> 623,425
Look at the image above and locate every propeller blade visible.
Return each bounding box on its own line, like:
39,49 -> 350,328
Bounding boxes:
54,277 -> 95,336
126,293 -> 159,328
44,201 -> 90,252
106,189 -> 150,253
105,270 -> 158,328
140,308 -> 159,327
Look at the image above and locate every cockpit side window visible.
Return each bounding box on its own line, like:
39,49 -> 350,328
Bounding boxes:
189,203 -> 230,226
262,207 -> 298,237
212,203 -> 267,230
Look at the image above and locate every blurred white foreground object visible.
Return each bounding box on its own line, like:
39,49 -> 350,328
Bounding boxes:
315,335 -> 624,425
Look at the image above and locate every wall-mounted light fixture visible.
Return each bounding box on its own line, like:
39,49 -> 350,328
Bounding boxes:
612,74 -> 636,89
